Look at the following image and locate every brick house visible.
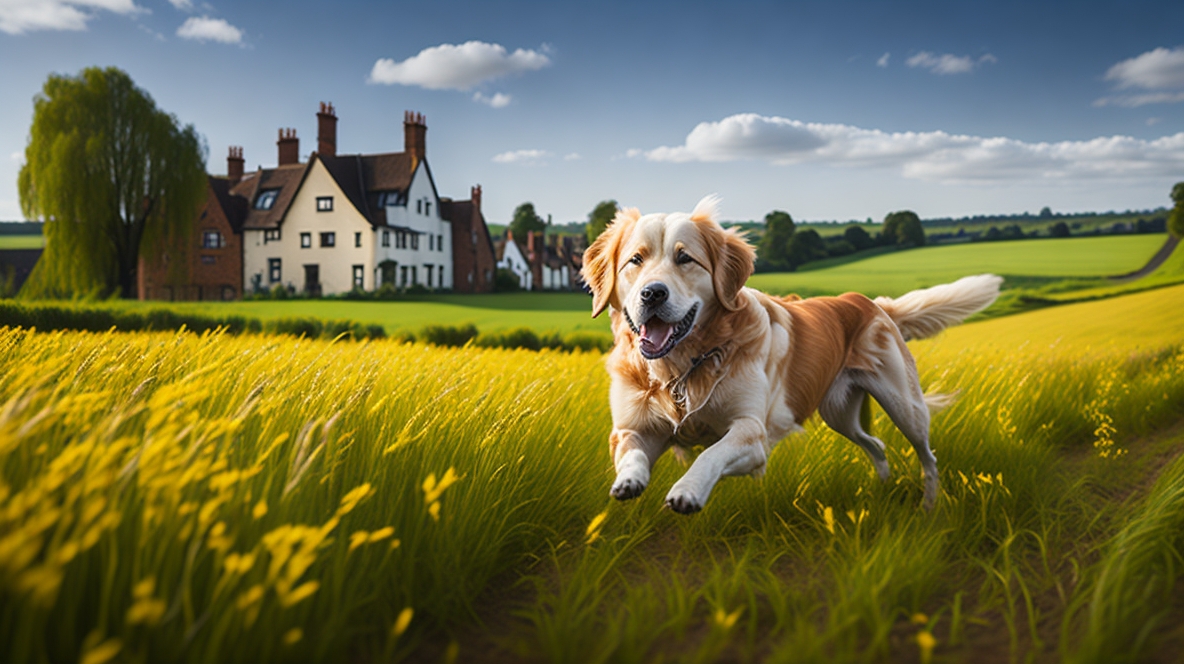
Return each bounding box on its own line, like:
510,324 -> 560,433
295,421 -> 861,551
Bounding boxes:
137,161 -> 247,301
139,103 -> 494,299
441,185 -> 496,293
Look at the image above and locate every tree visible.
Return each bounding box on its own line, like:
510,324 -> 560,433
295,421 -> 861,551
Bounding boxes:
1049,221 -> 1071,238
1169,181 -> 1184,238
585,200 -> 617,245
509,202 -> 546,240
882,210 -> 926,247
756,210 -> 795,269
1039,206 -> 1053,218
843,225 -> 873,251
786,229 -> 827,269
19,67 -> 206,298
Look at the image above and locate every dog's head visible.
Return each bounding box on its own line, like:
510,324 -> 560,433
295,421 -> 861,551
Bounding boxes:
581,195 -> 755,360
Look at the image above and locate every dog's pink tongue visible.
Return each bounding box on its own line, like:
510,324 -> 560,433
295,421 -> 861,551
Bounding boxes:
639,319 -> 674,354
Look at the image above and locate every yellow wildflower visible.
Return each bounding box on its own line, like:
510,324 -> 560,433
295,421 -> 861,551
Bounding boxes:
712,607 -> 742,630
585,510 -> 607,544
283,628 -> 303,645
392,607 -> 413,638
916,629 -> 937,664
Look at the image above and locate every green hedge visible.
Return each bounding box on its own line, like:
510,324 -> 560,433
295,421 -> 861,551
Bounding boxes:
0,301 -> 384,341
0,302 -> 612,351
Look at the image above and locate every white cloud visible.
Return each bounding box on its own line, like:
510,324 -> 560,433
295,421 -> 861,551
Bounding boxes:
1147,117 -> 1162,126
167,0 -> 192,9
1095,47 -> 1184,107
10,151 -> 23,162
176,15 -> 241,43
1105,47 -> 1184,90
472,91 -> 512,108
906,51 -> 995,75
1094,91 -> 1184,108
0,0 -> 141,34
492,149 -> 550,164
368,41 -> 551,90
563,153 -> 581,161
635,113 -> 1184,184
876,52 -> 890,68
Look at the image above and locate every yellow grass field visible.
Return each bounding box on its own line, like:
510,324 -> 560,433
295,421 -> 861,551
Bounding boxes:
2,283 -> 1184,662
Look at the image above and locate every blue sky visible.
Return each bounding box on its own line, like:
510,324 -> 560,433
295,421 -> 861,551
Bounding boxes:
1,0 -> 1182,224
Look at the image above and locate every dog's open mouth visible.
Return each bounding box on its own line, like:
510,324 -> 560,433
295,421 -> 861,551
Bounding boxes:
628,304 -> 698,360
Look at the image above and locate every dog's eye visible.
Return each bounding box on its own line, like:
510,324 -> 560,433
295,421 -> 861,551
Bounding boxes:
629,254 -> 643,266
676,250 -> 693,265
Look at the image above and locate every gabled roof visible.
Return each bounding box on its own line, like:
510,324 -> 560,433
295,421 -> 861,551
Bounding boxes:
440,198 -> 497,259
208,176 -> 248,233
233,151 -> 434,231
233,163 -> 310,231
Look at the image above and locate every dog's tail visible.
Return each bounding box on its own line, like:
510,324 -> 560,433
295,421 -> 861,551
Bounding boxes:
873,274 -> 1003,341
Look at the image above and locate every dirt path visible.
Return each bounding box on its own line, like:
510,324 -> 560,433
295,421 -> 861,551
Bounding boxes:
1109,235 -> 1179,283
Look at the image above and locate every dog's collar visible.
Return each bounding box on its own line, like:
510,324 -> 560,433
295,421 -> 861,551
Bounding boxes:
666,344 -> 729,415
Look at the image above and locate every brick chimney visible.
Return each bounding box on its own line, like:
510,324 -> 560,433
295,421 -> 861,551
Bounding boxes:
317,102 -> 337,157
403,111 -> 426,161
277,128 -> 299,166
227,146 -> 244,185
471,184 -> 482,213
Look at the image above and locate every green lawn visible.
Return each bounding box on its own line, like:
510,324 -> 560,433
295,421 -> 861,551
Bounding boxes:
0,235 -> 43,249
101,292 -> 610,335
748,233 -> 1167,297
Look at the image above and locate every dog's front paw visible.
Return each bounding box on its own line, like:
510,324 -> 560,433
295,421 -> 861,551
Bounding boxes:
664,488 -> 703,515
611,476 -> 647,501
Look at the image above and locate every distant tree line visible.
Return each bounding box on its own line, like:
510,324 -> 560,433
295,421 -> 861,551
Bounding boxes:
755,209 -> 924,272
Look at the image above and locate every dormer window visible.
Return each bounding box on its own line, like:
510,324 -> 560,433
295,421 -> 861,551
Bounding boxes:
255,189 -> 280,210
378,191 -> 401,206
417,199 -> 422,214
316,196 -> 333,212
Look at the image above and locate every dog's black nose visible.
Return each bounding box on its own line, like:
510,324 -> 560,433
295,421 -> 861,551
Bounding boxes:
639,282 -> 668,307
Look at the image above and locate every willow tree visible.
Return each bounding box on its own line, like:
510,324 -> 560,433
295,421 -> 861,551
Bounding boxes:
18,67 -> 206,298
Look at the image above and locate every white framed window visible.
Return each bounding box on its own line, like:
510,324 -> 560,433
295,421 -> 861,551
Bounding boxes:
438,234 -> 444,251
354,232 -> 362,248
320,232 -> 336,248
264,228 -> 281,242
268,258 -> 281,283
201,230 -> 224,248
425,264 -> 433,287
352,264 -> 364,289
411,234 -> 419,250
416,199 -> 422,214
425,201 -> 431,216
382,230 -> 390,247
300,232 -> 311,248
255,189 -> 279,210
316,196 -> 333,212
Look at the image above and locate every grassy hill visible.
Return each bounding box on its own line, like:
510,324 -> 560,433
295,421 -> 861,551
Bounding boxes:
747,233 -> 1166,298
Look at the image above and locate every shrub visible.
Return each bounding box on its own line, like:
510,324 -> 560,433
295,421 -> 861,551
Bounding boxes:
495,268 -> 521,292
561,331 -> 613,352
474,327 -> 542,351
420,323 -> 478,347
267,317 -> 323,339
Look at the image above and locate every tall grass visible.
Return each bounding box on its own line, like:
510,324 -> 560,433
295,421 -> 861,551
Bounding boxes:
1,282 -> 1184,661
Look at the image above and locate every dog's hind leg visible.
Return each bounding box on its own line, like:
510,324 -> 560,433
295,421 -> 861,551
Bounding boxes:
820,377 -> 891,481
856,346 -> 940,510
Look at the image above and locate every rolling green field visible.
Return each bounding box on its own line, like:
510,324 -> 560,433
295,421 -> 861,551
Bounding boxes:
748,233 -> 1166,297
34,233 -> 1167,340
0,235 -> 44,249
2,281 -> 1184,662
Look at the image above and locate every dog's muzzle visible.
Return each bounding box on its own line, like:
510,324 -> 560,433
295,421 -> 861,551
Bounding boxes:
625,303 -> 699,360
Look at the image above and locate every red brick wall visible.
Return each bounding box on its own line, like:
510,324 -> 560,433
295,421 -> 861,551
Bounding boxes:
447,187 -> 497,294
138,180 -> 243,301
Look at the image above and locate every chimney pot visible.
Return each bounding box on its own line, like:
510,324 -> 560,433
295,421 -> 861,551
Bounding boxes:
227,145 -> 244,185
317,101 -> 338,157
277,128 -> 299,166
403,110 -> 427,161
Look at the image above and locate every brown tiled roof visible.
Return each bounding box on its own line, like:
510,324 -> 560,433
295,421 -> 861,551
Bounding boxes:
234,163 -> 310,231
231,151 -> 422,232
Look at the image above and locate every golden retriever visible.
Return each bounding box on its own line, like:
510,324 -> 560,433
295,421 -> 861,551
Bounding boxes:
581,195 -> 1001,513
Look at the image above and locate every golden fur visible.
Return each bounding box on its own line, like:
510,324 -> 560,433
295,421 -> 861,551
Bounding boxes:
583,195 -> 1002,513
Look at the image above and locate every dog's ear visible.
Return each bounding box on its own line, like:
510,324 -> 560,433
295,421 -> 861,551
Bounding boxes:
709,226 -> 755,312
582,207 -> 640,317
